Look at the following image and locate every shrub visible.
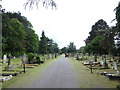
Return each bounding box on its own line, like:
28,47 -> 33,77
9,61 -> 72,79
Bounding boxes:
28,53 -> 34,64
35,56 -> 41,64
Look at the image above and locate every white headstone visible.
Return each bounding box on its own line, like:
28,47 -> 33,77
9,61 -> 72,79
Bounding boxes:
117,71 -> 120,75
114,62 -> 118,70
3,54 -> 7,63
20,56 -> 23,65
23,54 -> 26,61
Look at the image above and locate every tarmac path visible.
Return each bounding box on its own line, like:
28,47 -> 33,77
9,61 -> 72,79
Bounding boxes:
27,55 -> 79,88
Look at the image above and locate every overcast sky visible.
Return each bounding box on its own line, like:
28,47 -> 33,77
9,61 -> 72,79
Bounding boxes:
1,0 -> 120,49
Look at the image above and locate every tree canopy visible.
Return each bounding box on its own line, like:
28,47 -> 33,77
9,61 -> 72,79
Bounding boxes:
85,19 -> 109,44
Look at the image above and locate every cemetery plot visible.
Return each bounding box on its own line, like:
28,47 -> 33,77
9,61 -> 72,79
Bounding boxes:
101,71 -> 120,80
1,54 -> 57,82
69,56 -> 119,88
72,54 -> 120,82
105,74 -> 120,80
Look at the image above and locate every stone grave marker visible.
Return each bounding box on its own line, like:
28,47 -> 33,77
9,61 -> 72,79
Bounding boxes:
102,55 -> 109,68
85,53 -> 89,60
23,54 -> 26,61
13,64 -> 17,69
20,56 -> 24,65
113,61 -> 118,70
5,54 -> 13,70
3,54 -> 7,63
94,54 -> 97,62
76,54 -> 79,60
13,56 -> 16,59
49,54 -> 52,59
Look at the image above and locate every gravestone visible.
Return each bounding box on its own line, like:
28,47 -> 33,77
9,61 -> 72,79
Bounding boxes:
49,54 -> 52,59
117,71 -> 120,75
23,54 -> 26,61
20,59 -> 23,66
3,54 -> 7,63
13,64 -> 17,69
55,53 -> 57,58
20,56 -> 24,65
5,54 -> 12,70
7,54 -> 11,66
76,54 -> 79,60
52,54 -> 54,59
94,54 -> 97,62
47,54 -> 50,59
13,56 -> 16,59
91,56 -> 94,61
85,53 -> 89,60
5,54 -> 13,70
113,61 -> 118,70
102,55 -> 109,68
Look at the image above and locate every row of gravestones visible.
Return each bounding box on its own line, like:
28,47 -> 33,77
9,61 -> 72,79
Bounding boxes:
3,53 -> 57,63
2,54 -> 26,64
2,53 -> 58,70
74,53 -> 119,71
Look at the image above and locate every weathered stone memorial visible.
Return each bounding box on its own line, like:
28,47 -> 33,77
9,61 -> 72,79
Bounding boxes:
102,55 -> 109,69
3,54 -> 7,64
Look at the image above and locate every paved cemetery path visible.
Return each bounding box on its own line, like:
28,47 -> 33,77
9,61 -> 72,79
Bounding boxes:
26,55 -> 79,88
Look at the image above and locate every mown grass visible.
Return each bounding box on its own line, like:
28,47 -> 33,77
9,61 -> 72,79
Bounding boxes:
69,57 -> 119,88
2,56 -> 60,88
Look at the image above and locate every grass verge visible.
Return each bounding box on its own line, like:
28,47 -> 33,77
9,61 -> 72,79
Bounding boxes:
69,58 -> 119,88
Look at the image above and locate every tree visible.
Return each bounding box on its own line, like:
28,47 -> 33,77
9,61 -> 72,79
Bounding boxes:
115,2 -> 120,33
52,42 -> 59,53
85,19 -> 109,44
100,28 -> 115,55
39,31 -> 47,54
25,28 -> 39,53
2,18 -> 26,56
61,47 -> 68,54
2,10 -> 39,55
46,38 -> 54,53
68,42 -> 76,54
78,46 -> 85,54
85,36 -> 105,55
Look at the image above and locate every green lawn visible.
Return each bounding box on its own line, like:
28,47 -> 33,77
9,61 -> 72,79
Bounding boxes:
69,57 -> 119,88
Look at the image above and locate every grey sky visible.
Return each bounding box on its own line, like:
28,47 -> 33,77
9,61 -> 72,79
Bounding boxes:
1,0 -> 120,49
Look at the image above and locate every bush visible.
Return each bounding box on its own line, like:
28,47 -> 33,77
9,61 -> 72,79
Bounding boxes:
28,53 -> 34,64
35,56 -> 41,64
